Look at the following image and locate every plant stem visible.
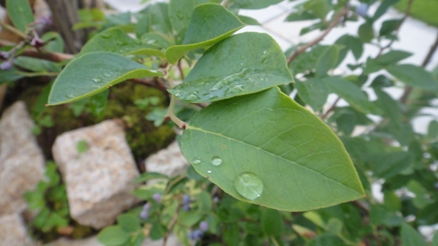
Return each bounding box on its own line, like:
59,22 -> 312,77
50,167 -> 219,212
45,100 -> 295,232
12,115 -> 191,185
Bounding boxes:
287,5 -> 349,65
321,97 -> 341,120
165,95 -> 187,129
0,20 -> 27,39
399,32 -> 438,104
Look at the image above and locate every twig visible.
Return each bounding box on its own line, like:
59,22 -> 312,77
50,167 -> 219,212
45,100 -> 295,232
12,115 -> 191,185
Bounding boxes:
321,97 -> 341,120
399,32 -> 438,104
375,0 -> 414,57
130,78 -> 168,92
287,6 -> 350,65
177,59 -> 185,80
163,203 -> 181,246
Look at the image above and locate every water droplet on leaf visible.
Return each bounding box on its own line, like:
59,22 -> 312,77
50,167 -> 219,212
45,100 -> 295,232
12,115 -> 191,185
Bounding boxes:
192,158 -> 201,165
211,156 -> 222,166
234,172 -> 263,200
207,170 -> 212,174
92,78 -> 102,83
101,33 -> 111,39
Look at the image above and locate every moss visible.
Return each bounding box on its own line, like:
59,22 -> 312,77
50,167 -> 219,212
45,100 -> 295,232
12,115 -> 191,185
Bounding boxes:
19,82 -> 175,160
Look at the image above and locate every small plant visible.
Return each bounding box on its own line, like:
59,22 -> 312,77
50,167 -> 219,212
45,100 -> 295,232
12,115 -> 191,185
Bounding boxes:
24,161 -> 70,239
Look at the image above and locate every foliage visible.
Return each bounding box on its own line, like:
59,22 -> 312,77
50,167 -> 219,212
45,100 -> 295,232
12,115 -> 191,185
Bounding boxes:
24,162 -> 71,240
394,0 -> 438,27
1,0 -> 438,245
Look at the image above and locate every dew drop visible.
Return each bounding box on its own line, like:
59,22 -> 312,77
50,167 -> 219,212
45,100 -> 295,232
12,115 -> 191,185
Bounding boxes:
211,156 -> 222,166
263,50 -> 267,54
186,92 -> 200,101
101,33 -> 111,39
92,78 -> 102,83
207,170 -> 212,174
103,73 -> 112,78
192,158 -> 201,165
234,172 -> 263,200
66,94 -> 76,98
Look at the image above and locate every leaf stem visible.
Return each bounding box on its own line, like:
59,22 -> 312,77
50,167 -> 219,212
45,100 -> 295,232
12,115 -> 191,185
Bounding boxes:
0,20 -> 27,39
165,95 -> 187,129
321,97 -> 341,120
287,5 -> 350,65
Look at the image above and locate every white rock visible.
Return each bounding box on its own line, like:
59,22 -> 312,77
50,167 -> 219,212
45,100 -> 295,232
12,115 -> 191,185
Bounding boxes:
144,141 -> 189,178
52,120 -> 140,229
48,237 -> 102,246
0,213 -> 34,246
0,101 -> 45,216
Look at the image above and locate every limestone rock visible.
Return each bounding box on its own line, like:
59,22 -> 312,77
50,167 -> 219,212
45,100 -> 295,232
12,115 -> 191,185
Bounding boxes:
144,141 -> 189,178
0,101 -> 45,216
48,237 -> 102,246
52,120 -> 139,229
0,213 -> 34,246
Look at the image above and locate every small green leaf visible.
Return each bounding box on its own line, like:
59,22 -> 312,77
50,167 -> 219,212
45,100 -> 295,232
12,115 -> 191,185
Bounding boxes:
42,32 -> 65,53
358,22 -> 374,42
76,140 -> 88,154
324,77 -> 379,114
165,4 -> 245,64
335,35 -> 363,61
6,0 -> 34,32
261,209 -> 283,236
134,172 -> 169,183
387,64 -> 438,91
401,223 -> 428,246
315,45 -> 339,77
373,0 -> 400,21
428,121 -> 438,139
228,0 -> 283,9
97,226 -> 130,246
295,78 -> 329,112
48,52 -> 164,105
379,19 -> 402,37
375,50 -> 412,65
117,214 -> 141,233
169,32 -> 293,103
80,28 -> 165,57
238,15 -> 261,25
181,87 -> 364,211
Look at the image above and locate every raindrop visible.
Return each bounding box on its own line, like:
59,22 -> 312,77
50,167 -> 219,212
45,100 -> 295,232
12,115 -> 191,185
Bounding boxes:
103,73 -> 112,78
234,172 -> 263,200
263,50 -> 267,54
186,92 -> 200,101
92,78 -> 102,83
207,170 -> 212,174
211,156 -> 222,166
101,33 -> 111,39
66,94 -> 76,98
226,85 -> 244,95
240,63 -> 243,66
192,158 -> 201,165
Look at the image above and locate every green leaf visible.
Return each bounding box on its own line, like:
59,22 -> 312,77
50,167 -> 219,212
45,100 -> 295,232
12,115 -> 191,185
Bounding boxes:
180,88 -> 364,211
324,77 -> 379,114
42,32 -> 65,53
47,52 -> 163,105
315,45 -> 339,77
134,172 -> 169,183
169,0 -> 195,35
295,78 -> 330,112
428,121 -> 438,139
238,15 -> 261,25
307,235 -> 347,246
335,35 -> 363,61
379,19 -> 401,38
169,32 -> 293,103
261,209 -> 283,236
165,4 -> 245,64
358,22 -> 374,42
0,68 -> 24,84
6,0 -> 34,32
13,57 -> 59,72
387,64 -> 438,91
228,0 -> 283,9
401,224 -> 427,246
117,214 -> 141,233
303,0 -> 330,20
149,221 -> 164,240
375,50 -> 412,65
79,28 -> 165,57
433,231 -> 438,246
97,226 -> 130,246
373,0 -> 400,21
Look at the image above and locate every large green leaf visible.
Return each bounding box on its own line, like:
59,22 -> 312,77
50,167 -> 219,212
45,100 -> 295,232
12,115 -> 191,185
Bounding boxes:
387,64 -> 438,91
401,224 -> 428,246
165,4 -> 245,64
48,52 -> 163,105
168,0 -> 195,35
79,28 -> 165,57
6,0 -> 34,32
324,77 -> 380,114
180,87 -> 364,211
169,32 -> 293,103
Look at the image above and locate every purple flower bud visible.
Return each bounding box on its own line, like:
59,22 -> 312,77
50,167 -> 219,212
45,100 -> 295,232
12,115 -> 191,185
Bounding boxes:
188,229 -> 203,240
183,194 -> 190,205
140,210 -> 148,220
38,15 -> 53,26
213,196 -> 219,203
356,3 -> 368,18
183,203 -> 191,211
143,203 -> 151,210
199,221 -> 208,232
0,52 -> 9,60
153,193 -> 162,202
0,61 -> 12,71
30,36 -> 45,48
